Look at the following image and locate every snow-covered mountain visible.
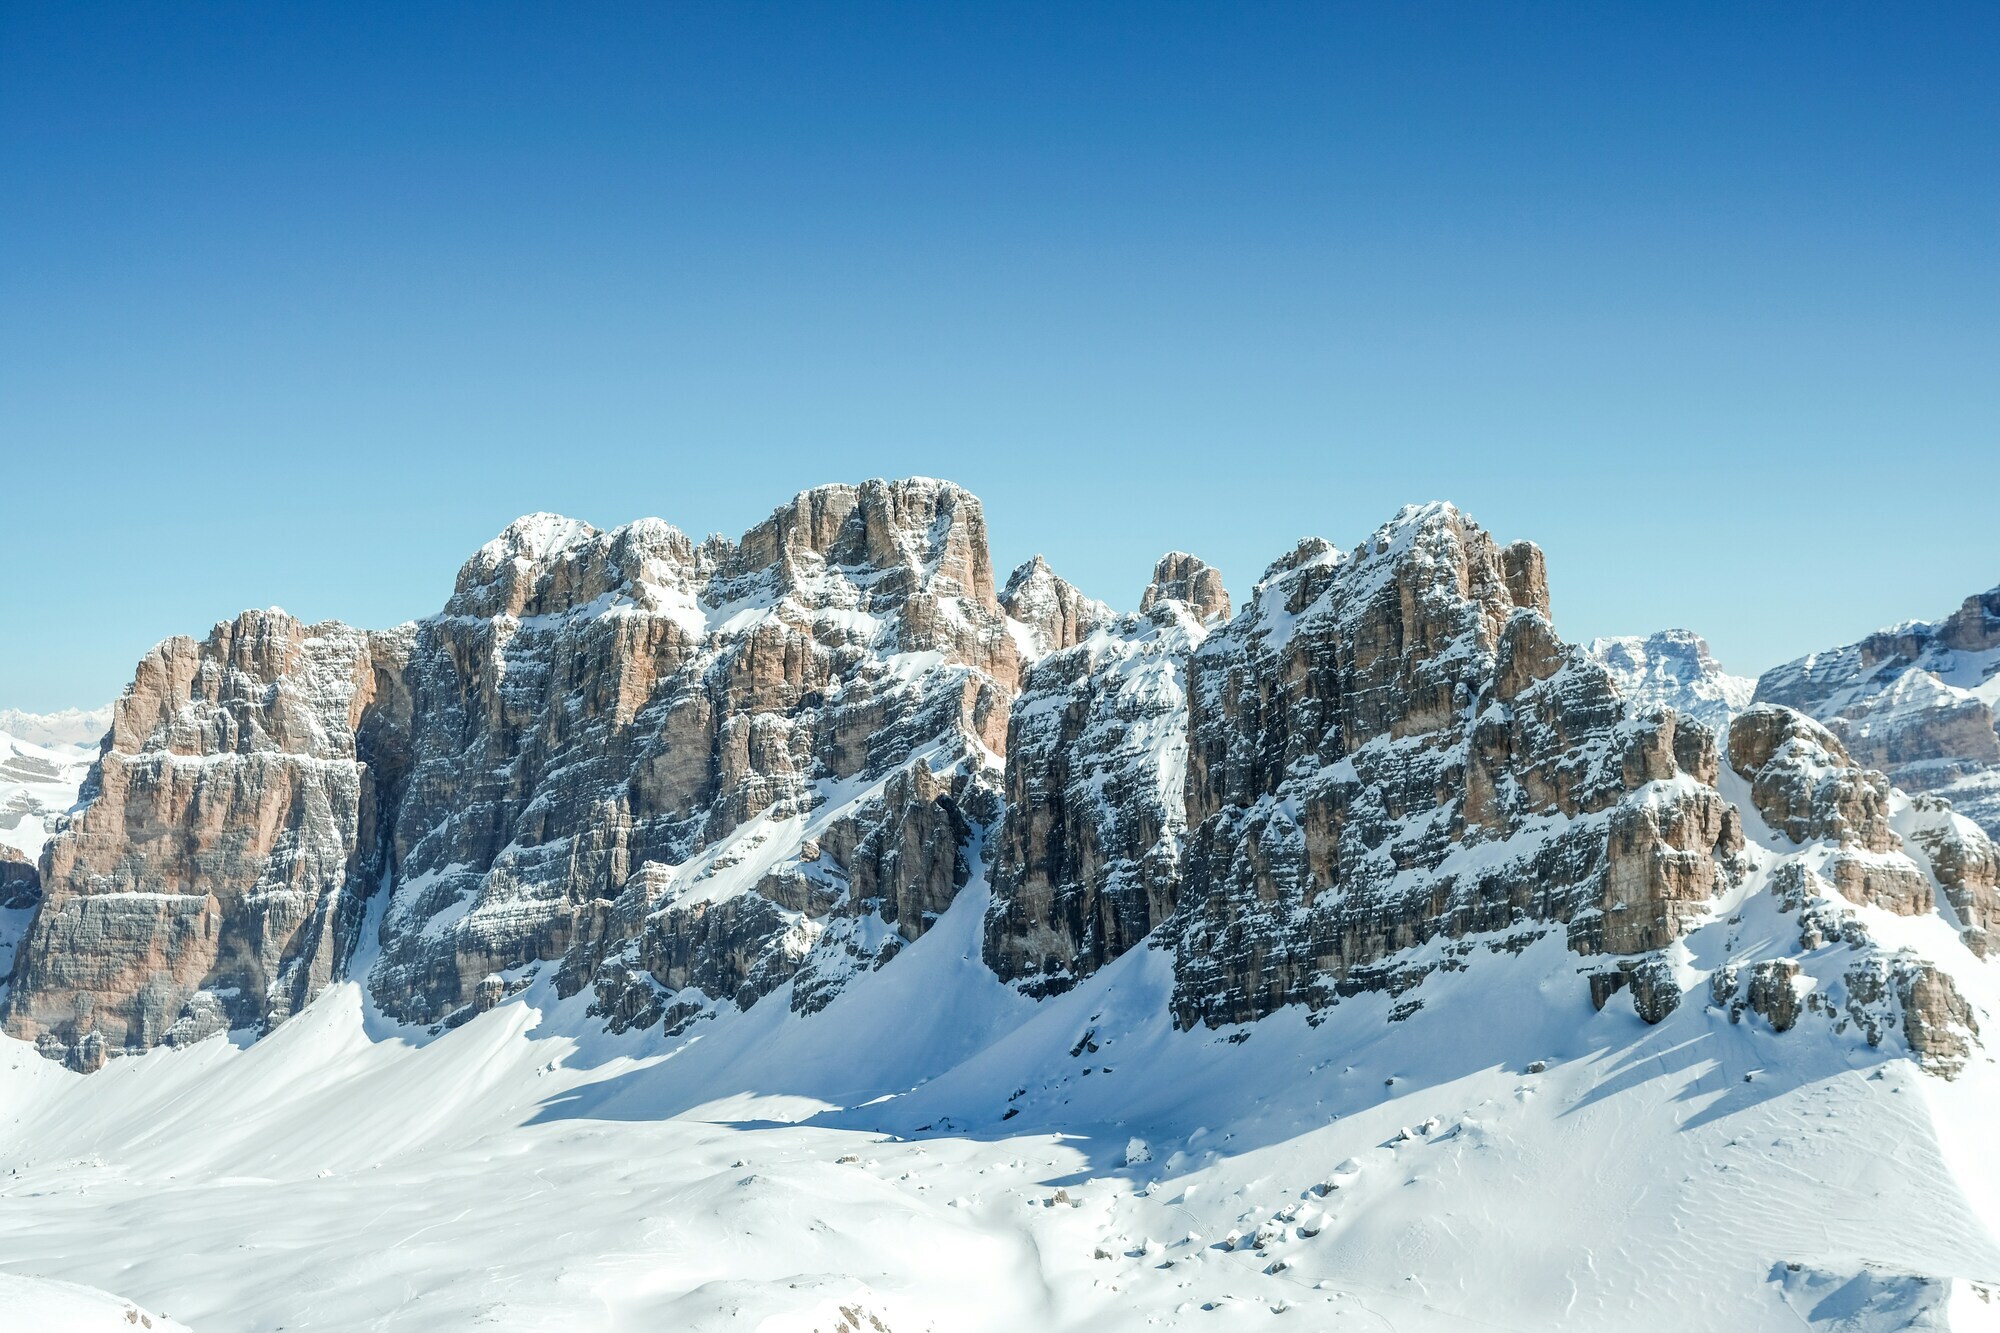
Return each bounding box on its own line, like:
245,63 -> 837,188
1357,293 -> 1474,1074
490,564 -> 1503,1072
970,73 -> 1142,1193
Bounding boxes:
1588,628 -> 1755,737
4,480 -> 1999,1332
0,705 -> 112,751
0,728 -> 94,862
0,727 -> 96,986
1758,588 -> 2000,840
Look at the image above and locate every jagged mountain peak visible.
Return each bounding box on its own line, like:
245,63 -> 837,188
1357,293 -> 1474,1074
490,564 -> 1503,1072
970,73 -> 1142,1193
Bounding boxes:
739,475 -> 987,567
5,482 -> 1993,1106
445,478 -> 1003,625
448,514 -> 701,620
1254,533 -> 1343,588
1588,628 -> 1755,737
1000,554 -> 1114,662
1339,500 -> 1550,625
483,511 -> 600,563
1868,585 -> 2000,663
1139,551 -> 1230,623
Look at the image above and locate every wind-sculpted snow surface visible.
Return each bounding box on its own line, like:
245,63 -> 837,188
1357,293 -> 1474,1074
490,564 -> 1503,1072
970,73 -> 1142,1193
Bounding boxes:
1759,586 -> 2000,840
0,1273 -> 191,1332
4,876 -> 2000,1332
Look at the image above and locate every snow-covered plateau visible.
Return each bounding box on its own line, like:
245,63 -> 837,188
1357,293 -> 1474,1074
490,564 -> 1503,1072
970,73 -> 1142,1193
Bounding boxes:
3,480 -> 1998,1332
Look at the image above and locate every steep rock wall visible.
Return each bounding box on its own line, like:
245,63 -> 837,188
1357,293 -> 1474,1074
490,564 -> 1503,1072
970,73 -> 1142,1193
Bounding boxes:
2,610 -> 407,1067
1168,505 -> 1741,1028
984,555 -> 1226,996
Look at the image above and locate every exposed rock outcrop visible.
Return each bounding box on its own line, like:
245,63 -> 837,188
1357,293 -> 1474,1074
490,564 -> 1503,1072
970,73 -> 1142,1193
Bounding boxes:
0,846 -> 38,911
378,479 -> 1018,1027
1841,953 -> 1980,1077
1757,586 -> 2000,839
1139,553 -> 1230,624
6,483 -> 1988,1085
984,559 -> 1224,995
1728,706 -> 1891,848
1168,504 -> 1740,1029
1727,704 -> 1937,916
2,610 -> 403,1067
1747,958 -> 1804,1033
1000,556 -> 1113,664
1701,698 -> 1998,1075
1892,960 -> 1980,1077
5,479 -> 1023,1060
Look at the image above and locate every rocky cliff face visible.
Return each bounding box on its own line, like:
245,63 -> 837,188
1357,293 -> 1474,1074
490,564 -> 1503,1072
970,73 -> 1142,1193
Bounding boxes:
373,481 -> 1020,1031
983,555 -> 1226,996
1720,701 -> 1992,1073
999,555 -> 1113,662
4,480 -> 1023,1063
1757,587 -> 2000,839
1587,629 -> 1753,737
1138,552 -> 1230,623
1727,703 -> 1938,919
6,483 -> 1993,1082
2,611 -> 402,1068
1169,505 -> 1742,1029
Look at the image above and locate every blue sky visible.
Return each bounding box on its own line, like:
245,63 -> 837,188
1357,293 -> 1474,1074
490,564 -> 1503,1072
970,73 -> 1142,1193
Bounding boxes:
3,2 -> 1995,710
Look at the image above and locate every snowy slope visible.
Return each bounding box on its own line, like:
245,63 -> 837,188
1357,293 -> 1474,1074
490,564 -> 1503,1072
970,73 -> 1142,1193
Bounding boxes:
5,802 -> 2000,1333
0,1274 -> 190,1332
0,727 -> 95,987
0,726 -> 94,862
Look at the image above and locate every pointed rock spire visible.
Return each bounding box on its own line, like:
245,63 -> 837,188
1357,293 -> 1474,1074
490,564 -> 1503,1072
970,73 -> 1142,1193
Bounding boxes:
1140,552 -> 1230,623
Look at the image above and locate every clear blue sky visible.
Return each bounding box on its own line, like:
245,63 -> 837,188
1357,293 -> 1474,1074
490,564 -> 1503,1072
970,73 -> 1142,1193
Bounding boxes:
3,2 -> 1995,710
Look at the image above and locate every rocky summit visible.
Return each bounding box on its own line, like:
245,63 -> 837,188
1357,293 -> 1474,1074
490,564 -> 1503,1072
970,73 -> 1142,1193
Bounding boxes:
1587,628 -> 1755,737
1,479 -> 1994,1095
